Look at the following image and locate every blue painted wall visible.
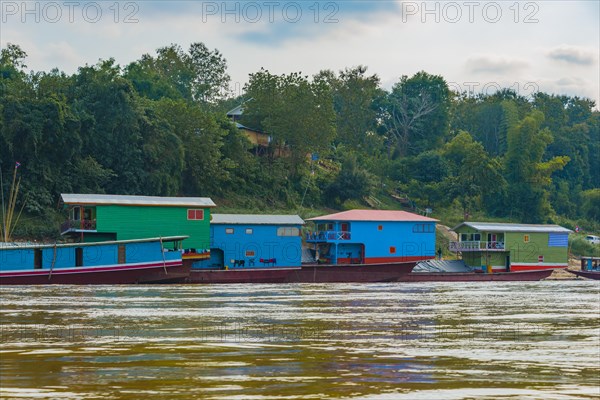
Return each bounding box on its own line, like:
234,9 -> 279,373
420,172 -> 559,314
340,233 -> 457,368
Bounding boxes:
194,223 -> 302,269
312,220 -> 436,263
0,241 -> 180,271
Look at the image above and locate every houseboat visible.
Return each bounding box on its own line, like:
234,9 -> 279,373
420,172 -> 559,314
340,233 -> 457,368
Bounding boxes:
60,193 -> 214,262
188,214 -> 304,283
449,222 -> 571,272
188,210 -> 436,283
297,210 -> 437,282
0,236 -> 190,285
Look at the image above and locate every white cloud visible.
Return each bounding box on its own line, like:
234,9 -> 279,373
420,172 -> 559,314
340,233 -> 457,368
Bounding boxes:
547,46 -> 597,66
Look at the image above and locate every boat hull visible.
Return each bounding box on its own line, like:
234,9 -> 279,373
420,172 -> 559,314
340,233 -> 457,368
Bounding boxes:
398,269 -> 553,282
0,261 -> 190,285
186,262 -> 417,284
187,267 -> 300,284
566,269 -> 600,280
286,262 -> 416,283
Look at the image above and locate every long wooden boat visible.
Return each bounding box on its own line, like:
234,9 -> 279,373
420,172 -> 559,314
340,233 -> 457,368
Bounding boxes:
0,236 -> 190,285
397,269 -> 553,282
186,261 -> 416,284
566,269 -> 600,280
287,261 -> 416,283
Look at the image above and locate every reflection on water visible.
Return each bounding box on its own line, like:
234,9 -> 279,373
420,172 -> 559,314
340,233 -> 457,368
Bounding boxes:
0,282 -> 598,399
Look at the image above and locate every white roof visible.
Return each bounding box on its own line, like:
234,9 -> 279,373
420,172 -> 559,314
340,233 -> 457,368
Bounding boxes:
452,222 -> 572,233
61,194 -> 215,207
211,214 -> 304,225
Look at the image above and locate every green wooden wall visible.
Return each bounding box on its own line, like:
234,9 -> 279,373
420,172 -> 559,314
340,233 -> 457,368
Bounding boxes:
95,205 -> 211,249
504,232 -> 567,264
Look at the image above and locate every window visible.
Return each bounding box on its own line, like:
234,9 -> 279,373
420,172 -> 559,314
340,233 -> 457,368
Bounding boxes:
524,235 -> 530,243
34,249 -> 42,269
390,246 -> 396,254
245,228 -> 253,235
277,227 -> 300,237
378,225 -> 383,231
226,228 -> 234,234
75,248 -> 83,267
245,250 -> 256,257
118,245 -> 126,264
461,233 -> 469,241
412,224 -> 435,233
187,209 -> 204,220
473,233 -> 481,241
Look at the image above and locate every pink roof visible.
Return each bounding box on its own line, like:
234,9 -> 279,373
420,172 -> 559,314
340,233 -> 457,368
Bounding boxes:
308,210 -> 438,222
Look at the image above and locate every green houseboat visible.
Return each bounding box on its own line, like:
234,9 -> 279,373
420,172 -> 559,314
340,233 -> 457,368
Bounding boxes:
60,194 -> 215,259
450,222 -> 572,272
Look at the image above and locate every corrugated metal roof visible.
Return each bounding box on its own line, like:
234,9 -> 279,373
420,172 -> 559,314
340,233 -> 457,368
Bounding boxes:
308,210 -> 438,222
211,214 -> 304,225
61,194 -> 216,207
452,222 -> 572,233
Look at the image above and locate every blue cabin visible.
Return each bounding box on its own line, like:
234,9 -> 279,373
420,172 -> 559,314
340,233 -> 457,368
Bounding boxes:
193,214 -> 305,269
306,210 -> 437,264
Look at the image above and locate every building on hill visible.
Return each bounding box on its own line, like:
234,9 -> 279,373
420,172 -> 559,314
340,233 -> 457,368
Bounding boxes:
450,222 -> 572,272
60,194 -> 215,252
305,210 -> 437,265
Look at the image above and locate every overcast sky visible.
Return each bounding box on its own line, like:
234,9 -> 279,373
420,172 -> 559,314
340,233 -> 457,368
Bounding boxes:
1,1 -> 598,106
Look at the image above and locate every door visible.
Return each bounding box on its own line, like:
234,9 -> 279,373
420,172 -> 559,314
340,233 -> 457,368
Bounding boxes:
340,223 -> 349,239
505,254 -> 510,272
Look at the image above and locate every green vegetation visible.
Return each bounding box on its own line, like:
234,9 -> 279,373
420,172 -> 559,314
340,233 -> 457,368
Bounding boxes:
1,43 -> 599,244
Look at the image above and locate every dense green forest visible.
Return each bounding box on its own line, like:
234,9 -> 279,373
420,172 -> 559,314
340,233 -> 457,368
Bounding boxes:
1,42 -> 599,239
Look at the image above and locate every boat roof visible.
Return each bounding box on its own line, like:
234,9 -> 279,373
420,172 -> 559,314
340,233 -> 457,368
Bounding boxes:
0,236 -> 189,250
452,222 -> 572,233
211,214 -> 304,225
61,194 -> 216,207
308,210 -> 438,222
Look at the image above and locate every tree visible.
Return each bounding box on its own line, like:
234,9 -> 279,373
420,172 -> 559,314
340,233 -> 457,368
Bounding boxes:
504,111 -> 570,222
124,43 -> 230,104
243,69 -> 336,175
442,131 -> 505,215
382,71 -> 451,156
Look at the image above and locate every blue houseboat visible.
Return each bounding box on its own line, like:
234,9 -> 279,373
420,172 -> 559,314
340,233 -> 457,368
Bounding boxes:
189,214 -> 304,283
306,210 -> 437,265
0,236 -> 190,285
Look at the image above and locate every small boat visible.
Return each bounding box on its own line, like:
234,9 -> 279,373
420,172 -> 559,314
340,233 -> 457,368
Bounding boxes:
567,269 -> 600,280
567,256 -> 600,280
0,236 -> 190,285
398,269 -> 553,282
397,260 -> 553,282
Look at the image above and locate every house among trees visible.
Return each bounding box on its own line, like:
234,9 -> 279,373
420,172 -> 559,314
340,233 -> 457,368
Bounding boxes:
227,102 -> 273,155
60,194 -> 215,252
450,222 -> 572,272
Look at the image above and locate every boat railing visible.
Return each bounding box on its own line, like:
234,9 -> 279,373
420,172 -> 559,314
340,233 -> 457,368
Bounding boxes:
449,241 -> 505,252
60,219 -> 97,233
306,231 -> 352,242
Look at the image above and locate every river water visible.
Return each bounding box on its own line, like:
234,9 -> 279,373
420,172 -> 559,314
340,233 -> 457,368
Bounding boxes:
0,282 -> 598,399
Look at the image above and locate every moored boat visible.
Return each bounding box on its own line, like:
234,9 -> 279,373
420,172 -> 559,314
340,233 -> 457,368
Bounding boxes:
0,236 -> 190,285
567,256 -> 600,280
399,269 -> 553,282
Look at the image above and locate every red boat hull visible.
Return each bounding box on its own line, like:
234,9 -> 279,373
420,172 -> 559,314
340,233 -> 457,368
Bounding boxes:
0,262 -> 190,285
186,262 -> 417,284
187,268 -> 300,284
567,269 -> 600,280
398,269 -> 553,282
286,262 -> 416,283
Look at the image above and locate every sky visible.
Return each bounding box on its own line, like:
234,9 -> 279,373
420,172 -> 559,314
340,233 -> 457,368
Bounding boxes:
1,1 -> 599,106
